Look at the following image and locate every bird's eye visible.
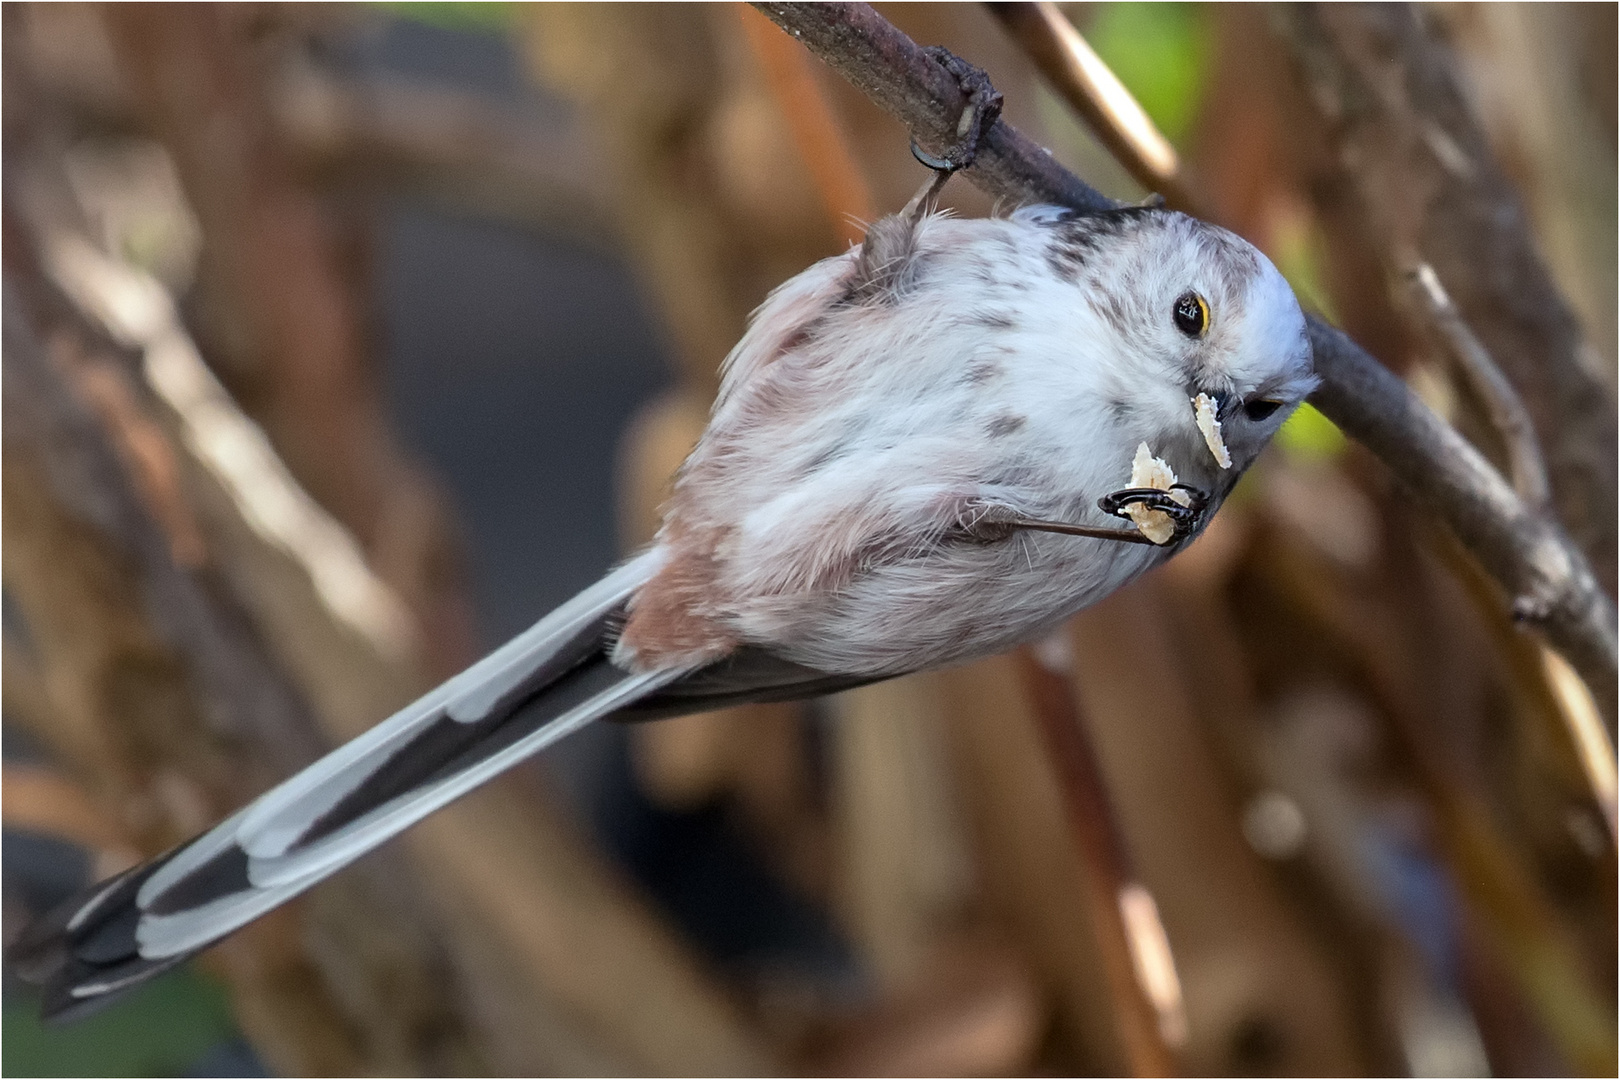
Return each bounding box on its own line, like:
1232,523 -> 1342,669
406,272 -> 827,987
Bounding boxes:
1173,291 -> 1208,338
1243,399 -> 1283,422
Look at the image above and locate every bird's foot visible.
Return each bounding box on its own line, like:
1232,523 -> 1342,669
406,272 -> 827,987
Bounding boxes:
910,47 -> 1004,175
904,48 -> 1004,219
1098,484 -> 1209,543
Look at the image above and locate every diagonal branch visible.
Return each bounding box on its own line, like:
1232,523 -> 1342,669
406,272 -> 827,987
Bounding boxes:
1017,645 -> 1186,1074
749,1 -> 1616,731
1278,4 -> 1616,594
985,2 -> 1199,210
1405,262 -> 1551,509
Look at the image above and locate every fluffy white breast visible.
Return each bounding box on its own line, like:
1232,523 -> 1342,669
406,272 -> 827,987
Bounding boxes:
620,206 -> 1307,677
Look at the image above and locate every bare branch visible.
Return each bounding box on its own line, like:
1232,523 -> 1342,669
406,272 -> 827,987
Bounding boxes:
984,2 -> 1199,211
750,2 -> 1113,214
1277,4 -> 1616,592
1306,319 -> 1615,717
749,1 -> 1616,730
1017,643 -> 1186,1074
1405,263 -> 1551,509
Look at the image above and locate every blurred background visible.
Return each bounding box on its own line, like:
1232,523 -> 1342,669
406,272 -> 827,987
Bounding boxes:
2,3 -> 1614,1076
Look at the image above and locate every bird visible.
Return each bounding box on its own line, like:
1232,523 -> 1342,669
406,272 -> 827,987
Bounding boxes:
12,196 -> 1315,1021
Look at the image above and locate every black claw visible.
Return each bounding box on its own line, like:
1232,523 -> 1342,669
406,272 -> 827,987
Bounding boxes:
909,139 -> 960,174
1169,483 -> 1209,513
1098,485 -> 1210,542
909,46 -> 1004,176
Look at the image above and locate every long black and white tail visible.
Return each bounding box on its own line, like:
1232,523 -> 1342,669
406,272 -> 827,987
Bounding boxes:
10,552 -> 693,1022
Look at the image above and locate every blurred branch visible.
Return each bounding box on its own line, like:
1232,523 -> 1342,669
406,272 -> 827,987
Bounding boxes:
99,4 -> 478,681
40,228 -> 418,669
984,2 -> 1199,211
736,4 -> 877,246
11,191 -> 778,1074
1265,526 -> 1618,1073
747,1 -> 1616,734
1017,645 -> 1184,1075
9,4 -> 613,246
2,764 -> 137,865
1539,647 -> 1618,839
805,937 -> 1043,1075
1275,4 -> 1615,592
3,220 -> 436,1076
1404,263 -> 1551,509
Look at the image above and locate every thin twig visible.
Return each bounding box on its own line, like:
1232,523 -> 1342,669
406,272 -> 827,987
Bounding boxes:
985,2 -> 1199,211
1278,5 -> 1615,598
1540,646 -> 1618,841
1405,262 -> 1551,509
748,1 -> 1616,733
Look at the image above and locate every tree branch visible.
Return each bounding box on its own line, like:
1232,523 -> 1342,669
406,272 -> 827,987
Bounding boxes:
984,2 -> 1199,210
1017,645 -> 1185,1075
1405,263 -> 1551,509
749,1 -> 1616,730
1277,4 -> 1616,593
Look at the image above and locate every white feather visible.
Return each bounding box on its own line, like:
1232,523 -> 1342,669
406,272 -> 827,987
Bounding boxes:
233,550 -> 660,861
137,667 -> 683,958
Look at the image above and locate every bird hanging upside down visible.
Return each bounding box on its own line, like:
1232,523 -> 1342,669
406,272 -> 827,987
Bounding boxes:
12,92 -> 1315,1022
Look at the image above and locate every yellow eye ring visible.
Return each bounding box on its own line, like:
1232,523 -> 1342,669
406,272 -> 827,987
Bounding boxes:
1173,291 -> 1209,338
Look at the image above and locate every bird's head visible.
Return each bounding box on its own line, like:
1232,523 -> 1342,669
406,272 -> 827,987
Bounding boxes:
1052,208 -> 1317,492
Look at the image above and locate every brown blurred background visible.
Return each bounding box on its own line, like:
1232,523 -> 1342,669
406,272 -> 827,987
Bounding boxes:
2,3 -> 1614,1076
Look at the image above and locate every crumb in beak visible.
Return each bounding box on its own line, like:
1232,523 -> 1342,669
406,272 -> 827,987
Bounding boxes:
1193,393 -> 1232,469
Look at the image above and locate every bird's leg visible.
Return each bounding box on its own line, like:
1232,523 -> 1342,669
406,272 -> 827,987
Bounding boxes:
903,47 -> 1005,220
954,498 -> 1159,547
1097,484 -> 1210,543
1006,517 -> 1159,545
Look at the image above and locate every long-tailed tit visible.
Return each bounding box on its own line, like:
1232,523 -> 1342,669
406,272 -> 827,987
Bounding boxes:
14,169 -> 1315,1019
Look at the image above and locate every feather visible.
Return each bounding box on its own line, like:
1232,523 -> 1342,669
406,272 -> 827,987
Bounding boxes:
15,554 -> 897,1019
16,552 -> 684,1019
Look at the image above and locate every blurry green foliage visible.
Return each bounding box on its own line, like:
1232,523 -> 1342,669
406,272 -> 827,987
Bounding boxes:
1267,216 -> 1349,462
1083,3 -> 1209,146
1277,402 -> 1348,461
3,968 -> 236,1077
374,1 -> 517,33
